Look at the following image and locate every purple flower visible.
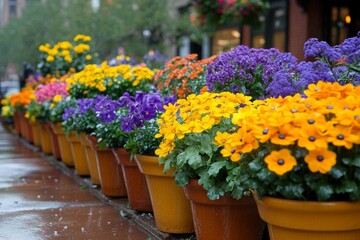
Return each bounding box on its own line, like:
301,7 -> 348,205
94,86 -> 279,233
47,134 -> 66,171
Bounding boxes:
62,107 -> 77,121
120,92 -> 175,133
120,116 -> 134,132
206,45 -> 298,98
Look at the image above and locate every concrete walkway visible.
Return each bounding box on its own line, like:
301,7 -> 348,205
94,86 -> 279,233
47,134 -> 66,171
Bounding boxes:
0,123 -> 155,240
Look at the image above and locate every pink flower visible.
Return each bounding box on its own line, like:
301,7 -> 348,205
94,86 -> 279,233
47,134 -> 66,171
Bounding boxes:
36,81 -> 68,103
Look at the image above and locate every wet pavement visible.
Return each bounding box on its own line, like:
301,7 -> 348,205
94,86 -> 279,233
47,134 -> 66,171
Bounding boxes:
0,124 -> 158,240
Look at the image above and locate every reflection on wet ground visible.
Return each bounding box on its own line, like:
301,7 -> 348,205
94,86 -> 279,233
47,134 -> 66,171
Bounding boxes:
0,125 -> 151,240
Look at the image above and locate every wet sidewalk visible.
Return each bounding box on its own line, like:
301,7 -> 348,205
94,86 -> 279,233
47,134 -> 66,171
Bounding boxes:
0,124 -> 166,240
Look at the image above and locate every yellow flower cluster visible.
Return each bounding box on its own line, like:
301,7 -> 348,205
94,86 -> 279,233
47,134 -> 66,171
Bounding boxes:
73,43 -> 90,54
1,97 -> 13,118
37,34 -> 95,78
123,66 -> 154,86
73,34 -> 92,42
66,62 -> 130,93
216,81 -> 360,176
39,41 -> 74,63
155,92 -> 252,157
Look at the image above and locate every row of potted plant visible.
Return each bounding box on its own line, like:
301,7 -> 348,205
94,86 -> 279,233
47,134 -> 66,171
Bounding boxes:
1,31 -> 360,240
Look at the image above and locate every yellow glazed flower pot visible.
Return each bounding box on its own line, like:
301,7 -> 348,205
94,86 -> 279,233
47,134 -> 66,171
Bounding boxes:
80,133 -> 100,185
254,195 -> 360,240
135,154 -> 194,234
50,122 -> 74,166
39,122 -> 52,154
29,120 -> 42,147
66,132 -> 90,176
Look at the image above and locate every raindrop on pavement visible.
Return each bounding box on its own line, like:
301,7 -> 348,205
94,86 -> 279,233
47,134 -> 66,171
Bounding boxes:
37,195 -> 41,199
64,226 -> 68,230
53,231 -> 59,236
81,227 -> 85,232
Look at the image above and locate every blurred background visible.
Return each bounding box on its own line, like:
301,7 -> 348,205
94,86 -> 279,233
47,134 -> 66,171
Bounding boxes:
0,0 -> 359,98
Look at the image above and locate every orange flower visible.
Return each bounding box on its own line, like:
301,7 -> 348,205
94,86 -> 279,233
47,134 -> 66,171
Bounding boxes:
297,125 -> 328,151
270,123 -> 299,146
221,143 -> 241,162
326,125 -> 359,149
153,54 -> 216,98
264,149 -> 297,176
304,148 -> 336,173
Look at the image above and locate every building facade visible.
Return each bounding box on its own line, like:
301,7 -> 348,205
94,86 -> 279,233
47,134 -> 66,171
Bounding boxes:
174,0 -> 360,60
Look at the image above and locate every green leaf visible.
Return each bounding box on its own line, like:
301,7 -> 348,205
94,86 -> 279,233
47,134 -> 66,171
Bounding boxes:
354,169 -> 360,181
186,147 -> 202,169
176,152 -> 187,168
317,185 -> 334,201
175,171 -> 189,187
329,165 -> 346,179
353,156 -> 360,167
336,180 -> 358,194
207,161 -> 227,176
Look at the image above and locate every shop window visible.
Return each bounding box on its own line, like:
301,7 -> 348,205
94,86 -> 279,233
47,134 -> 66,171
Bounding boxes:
330,6 -> 350,46
251,0 -> 288,52
212,28 -> 241,54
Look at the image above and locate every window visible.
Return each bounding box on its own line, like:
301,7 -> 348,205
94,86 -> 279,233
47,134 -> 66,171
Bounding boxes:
212,28 -> 241,54
9,0 -> 17,17
251,0 -> 288,52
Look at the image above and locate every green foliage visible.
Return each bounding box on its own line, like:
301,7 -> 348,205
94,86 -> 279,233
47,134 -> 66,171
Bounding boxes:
0,0 -> 179,76
93,109 -> 128,148
125,118 -> 161,157
48,97 -> 76,123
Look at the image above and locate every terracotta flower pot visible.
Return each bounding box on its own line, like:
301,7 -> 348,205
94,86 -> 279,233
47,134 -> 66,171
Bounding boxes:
112,148 -> 152,212
45,122 -> 61,160
29,120 -> 42,147
255,195 -> 360,240
18,111 -> 27,139
79,133 -> 100,185
66,132 -> 90,176
87,135 -> 127,197
24,117 -> 34,143
184,179 -> 265,240
13,111 -> 22,135
50,122 -> 74,166
135,154 -> 194,234
38,122 -> 52,154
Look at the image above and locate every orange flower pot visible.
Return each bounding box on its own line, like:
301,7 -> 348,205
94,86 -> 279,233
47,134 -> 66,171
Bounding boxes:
135,154 -> 194,234
80,133 -> 100,185
87,135 -> 127,197
184,179 -> 265,240
50,123 -> 74,166
45,123 -> 61,160
29,120 -> 42,147
39,122 -> 52,154
66,132 -> 90,176
255,195 -> 360,240
112,148 -> 152,212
